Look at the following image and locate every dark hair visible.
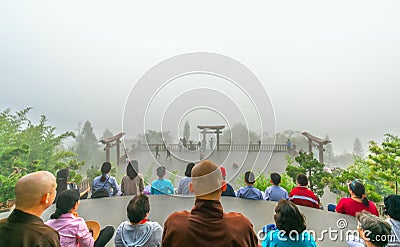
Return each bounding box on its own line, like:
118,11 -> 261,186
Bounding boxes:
127,194 -> 150,223
349,180 -> 369,207
296,174 -> 308,186
356,211 -> 392,247
157,166 -> 166,178
50,190 -> 80,219
185,163 -> 195,177
245,171 -> 256,184
384,194 -> 400,221
270,172 -> 281,185
56,168 -> 69,195
127,160 -> 139,180
274,200 -> 306,235
100,162 -> 112,182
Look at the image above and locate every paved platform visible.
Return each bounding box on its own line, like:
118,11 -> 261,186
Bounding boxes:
1,195 -> 357,246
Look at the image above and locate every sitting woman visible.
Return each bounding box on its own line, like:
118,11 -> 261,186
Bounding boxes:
384,194 -> 400,246
336,180 -> 379,217
262,200 -> 317,247
92,162 -> 119,198
177,163 -> 195,195
56,168 -> 90,200
121,160 -> 145,196
46,190 -> 114,247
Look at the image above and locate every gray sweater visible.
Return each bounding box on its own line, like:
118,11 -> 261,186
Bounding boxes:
114,221 -> 162,247
387,218 -> 400,247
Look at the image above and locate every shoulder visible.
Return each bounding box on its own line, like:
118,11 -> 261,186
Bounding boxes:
165,210 -> 190,224
224,212 -> 252,226
147,221 -> 163,231
338,197 -> 351,204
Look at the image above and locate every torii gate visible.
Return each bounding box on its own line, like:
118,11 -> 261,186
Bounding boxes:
197,125 -> 225,151
99,132 -> 125,166
302,131 -> 331,164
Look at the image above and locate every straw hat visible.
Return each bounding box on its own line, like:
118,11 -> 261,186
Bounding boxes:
85,220 -> 101,241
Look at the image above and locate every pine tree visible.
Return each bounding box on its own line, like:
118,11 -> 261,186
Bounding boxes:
100,129 -> 113,140
324,135 -> 336,165
75,121 -> 100,164
353,138 -> 364,157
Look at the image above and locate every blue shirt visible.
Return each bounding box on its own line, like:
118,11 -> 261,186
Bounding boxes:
151,179 -> 174,194
237,186 -> 263,200
265,185 -> 288,201
177,177 -> 192,195
92,174 -> 119,196
262,229 -> 317,247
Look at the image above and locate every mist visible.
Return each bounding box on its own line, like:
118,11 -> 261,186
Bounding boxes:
1,0 -> 399,154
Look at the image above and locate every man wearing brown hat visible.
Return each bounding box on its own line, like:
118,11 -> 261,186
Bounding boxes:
162,160 -> 259,247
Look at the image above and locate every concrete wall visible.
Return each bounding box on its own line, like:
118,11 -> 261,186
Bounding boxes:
1,195 -> 357,247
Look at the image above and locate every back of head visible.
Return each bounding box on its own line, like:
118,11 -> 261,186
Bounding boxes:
296,174 -> 308,186
100,162 -> 112,182
349,180 -> 368,207
191,160 -> 222,197
245,171 -> 256,184
384,194 -> 400,221
274,200 -> 306,235
157,166 -> 166,178
51,190 -> 80,219
127,160 -> 139,180
56,168 -> 69,194
15,171 -> 57,210
356,211 -> 392,247
184,163 -> 195,177
270,172 -> 281,185
127,194 -> 150,223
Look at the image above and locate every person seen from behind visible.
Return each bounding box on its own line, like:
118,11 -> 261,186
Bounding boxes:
336,180 -> 379,217
0,171 -> 60,246
177,163 -> 195,195
261,199 -> 317,247
162,160 -> 259,247
121,160 -> 145,196
46,189 -> 114,247
115,194 -> 162,247
347,211 -> 392,247
237,171 -> 263,200
92,162 -> 119,197
289,174 -> 319,209
151,166 -> 174,195
265,172 -> 288,201
383,194 -> 400,246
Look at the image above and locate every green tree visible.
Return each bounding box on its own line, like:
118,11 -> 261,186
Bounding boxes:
368,134 -> 400,194
327,157 -> 385,202
74,121 -> 102,165
144,130 -> 173,144
0,108 -> 82,204
286,151 -> 331,198
183,120 -> 190,141
353,137 -> 364,157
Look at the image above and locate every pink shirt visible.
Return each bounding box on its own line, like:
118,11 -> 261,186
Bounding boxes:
46,213 -> 94,247
336,197 -> 379,217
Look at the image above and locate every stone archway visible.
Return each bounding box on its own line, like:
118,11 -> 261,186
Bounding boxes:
197,125 -> 225,151
99,132 -> 125,166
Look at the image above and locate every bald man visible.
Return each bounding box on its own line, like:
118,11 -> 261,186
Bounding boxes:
162,160 -> 259,247
0,171 -> 61,246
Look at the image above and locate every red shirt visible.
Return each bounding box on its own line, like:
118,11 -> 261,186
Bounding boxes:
289,186 -> 319,209
335,197 -> 379,217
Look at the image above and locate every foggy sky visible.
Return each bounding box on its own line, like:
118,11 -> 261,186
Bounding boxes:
1,0 -> 399,154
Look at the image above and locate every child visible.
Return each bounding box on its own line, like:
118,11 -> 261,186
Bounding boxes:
265,172 -> 288,201
237,171 -> 263,200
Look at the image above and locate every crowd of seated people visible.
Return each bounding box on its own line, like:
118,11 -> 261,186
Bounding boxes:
2,158 -> 400,247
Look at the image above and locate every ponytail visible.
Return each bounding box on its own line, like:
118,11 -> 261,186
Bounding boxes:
362,196 -> 369,207
100,173 -> 107,182
100,162 -> 112,182
50,209 -> 64,219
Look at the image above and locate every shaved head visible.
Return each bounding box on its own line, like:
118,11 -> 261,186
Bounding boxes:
15,171 -> 57,209
191,160 -> 224,198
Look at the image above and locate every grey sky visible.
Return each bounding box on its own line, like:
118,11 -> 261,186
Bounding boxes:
1,1 -> 399,154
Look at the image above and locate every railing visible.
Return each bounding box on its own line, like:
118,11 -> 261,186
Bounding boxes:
136,143 -> 288,152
